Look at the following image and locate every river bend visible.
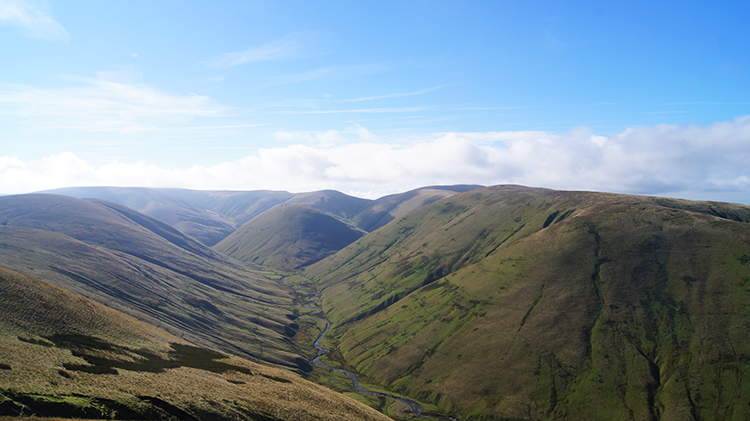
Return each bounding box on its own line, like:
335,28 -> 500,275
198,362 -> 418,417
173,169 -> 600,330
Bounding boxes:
283,279 -> 458,420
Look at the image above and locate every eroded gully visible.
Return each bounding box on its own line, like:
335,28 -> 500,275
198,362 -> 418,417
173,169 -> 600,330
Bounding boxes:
282,279 -> 458,421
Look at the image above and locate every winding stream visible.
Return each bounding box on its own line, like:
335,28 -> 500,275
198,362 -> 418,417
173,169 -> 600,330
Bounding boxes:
283,279 -> 458,420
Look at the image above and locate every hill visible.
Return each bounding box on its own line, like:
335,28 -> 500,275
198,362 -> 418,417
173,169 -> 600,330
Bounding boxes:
306,185 -> 750,420
44,187 -> 238,246
0,265 -> 393,421
45,187 -> 372,246
0,194 -> 304,371
351,185 -> 482,232
216,205 -> 367,271
44,186 -> 480,248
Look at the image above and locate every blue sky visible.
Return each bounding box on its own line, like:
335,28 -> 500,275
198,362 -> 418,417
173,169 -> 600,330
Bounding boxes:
1,0 -> 749,203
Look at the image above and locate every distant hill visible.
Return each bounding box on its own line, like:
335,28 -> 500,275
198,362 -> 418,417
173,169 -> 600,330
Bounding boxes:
284,190 -> 372,221
0,194 -> 304,371
44,186 -> 481,248
306,185 -> 750,420
216,205 -> 367,271
45,186 -> 238,246
45,187 -> 373,246
351,185 -> 482,232
0,265 -> 393,421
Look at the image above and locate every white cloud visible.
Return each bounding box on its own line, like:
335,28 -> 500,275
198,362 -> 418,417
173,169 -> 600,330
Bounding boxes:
0,70 -> 230,133
0,0 -> 68,41
341,85 -> 448,103
204,31 -> 329,68
3,118 -> 750,205
274,124 -> 376,146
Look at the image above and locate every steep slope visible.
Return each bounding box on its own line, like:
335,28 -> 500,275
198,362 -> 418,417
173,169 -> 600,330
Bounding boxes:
0,194 -> 304,371
306,185 -> 750,420
45,187 -> 237,246
351,185 -> 482,232
216,205 -> 367,271
0,265 -> 393,421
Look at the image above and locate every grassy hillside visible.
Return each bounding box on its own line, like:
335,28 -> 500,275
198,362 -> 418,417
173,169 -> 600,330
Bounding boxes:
45,187 -> 238,246
351,185 -> 482,232
216,205 -> 366,271
44,186 -> 479,248
284,190 -> 372,221
0,265 -> 393,421
0,194 -> 304,371
46,187 -> 373,245
306,185 -> 750,420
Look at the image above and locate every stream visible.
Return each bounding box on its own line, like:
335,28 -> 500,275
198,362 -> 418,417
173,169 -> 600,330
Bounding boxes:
283,279 -> 458,420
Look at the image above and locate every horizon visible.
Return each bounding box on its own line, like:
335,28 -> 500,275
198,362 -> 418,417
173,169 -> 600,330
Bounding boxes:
1,1 -> 749,204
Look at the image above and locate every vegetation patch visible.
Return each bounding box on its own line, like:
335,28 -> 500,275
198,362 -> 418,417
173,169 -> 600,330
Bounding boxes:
44,334 -> 253,375
0,391 -> 145,419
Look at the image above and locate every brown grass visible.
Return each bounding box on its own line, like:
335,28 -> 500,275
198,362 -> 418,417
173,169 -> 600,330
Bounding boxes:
0,265 -> 392,421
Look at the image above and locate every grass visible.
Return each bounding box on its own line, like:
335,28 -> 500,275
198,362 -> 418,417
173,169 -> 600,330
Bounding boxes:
0,193 -> 305,371
303,186 -> 750,420
0,265 -> 394,421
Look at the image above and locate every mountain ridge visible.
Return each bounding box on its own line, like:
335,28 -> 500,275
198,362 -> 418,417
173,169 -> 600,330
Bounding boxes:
305,185 -> 750,420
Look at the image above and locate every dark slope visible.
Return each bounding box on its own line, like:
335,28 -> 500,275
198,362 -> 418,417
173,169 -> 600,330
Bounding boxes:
216,205 -> 367,271
306,185 -> 750,420
0,194 -> 304,370
45,186 -> 237,246
351,184 -> 482,232
0,265 -> 393,421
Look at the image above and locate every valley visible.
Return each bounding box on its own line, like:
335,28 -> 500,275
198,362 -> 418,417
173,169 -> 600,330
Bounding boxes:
2,184 -> 750,420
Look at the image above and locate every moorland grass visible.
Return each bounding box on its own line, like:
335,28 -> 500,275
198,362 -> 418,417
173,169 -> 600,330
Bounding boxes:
303,186 -> 750,420
0,265 -> 394,421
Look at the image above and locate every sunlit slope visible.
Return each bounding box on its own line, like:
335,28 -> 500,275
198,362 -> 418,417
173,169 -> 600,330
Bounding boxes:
307,185 -> 750,420
283,190 -> 372,221
216,205 -> 366,271
0,194 -> 303,370
351,185 -> 482,232
0,266 -> 393,421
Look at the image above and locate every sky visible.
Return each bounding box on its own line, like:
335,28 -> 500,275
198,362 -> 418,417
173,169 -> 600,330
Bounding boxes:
1,0 -> 749,203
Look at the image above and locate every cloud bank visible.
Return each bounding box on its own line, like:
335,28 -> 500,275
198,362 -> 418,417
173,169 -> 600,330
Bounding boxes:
2,117 -> 749,202
0,0 -> 68,41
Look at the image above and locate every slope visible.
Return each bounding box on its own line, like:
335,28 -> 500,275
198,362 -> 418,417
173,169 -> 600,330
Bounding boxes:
306,185 -> 750,420
44,186 -> 237,246
284,190 -> 372,222
0,265 -> 393,421
0,194 -> 304,371
351,185 -> 482,232
46,187 -> 374,246
216,205 -> 367,271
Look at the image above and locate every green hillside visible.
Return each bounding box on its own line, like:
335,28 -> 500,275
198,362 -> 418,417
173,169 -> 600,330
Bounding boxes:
306,185 -> 750,420
351,185 -> 481,232
216,205 -> 367,271
0,265 -> 393,421
283,190 -> 372,222
0,194 -> 304,371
